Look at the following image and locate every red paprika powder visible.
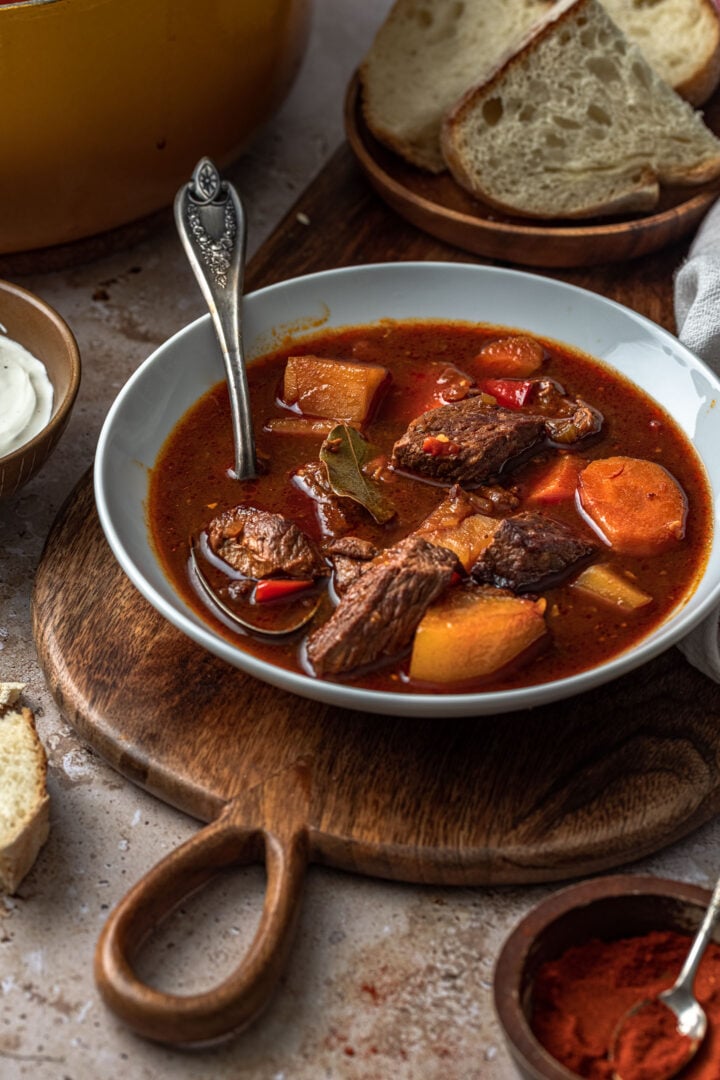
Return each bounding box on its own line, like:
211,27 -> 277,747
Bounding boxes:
530,929 -> 720,1079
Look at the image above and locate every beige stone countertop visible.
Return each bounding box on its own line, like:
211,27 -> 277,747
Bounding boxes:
3,3 -> 720,1078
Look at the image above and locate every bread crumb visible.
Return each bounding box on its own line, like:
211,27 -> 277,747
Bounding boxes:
0,683 -> 26,709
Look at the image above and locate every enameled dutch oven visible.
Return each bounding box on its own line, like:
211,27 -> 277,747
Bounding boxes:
0,0 -> 311,254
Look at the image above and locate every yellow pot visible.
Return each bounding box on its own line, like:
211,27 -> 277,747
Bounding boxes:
0,0 -> 312,254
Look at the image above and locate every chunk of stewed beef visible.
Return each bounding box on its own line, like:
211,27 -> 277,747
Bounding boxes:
470,510 -> 597,592
207,506 -> 327,579
323,536 -> 378,595
292,460 -> 361,537
532,380 -> 603,445
305,535 -> 458,676
391,397 -> 544,486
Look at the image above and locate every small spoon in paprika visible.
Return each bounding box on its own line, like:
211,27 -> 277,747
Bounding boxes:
611,874 -> 720,1080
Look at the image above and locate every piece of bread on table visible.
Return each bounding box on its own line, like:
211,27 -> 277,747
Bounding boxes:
440,0 -> 720,220
602,0 -> 720,106
360,0 -> 555,172
0,684 -> 50,894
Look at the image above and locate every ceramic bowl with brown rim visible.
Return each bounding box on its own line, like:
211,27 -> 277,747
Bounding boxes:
493,873 -> 716,1079
0,279 -> 81,498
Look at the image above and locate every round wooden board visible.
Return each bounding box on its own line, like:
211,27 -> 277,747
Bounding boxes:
33,473 -> 720,886
344,73 -> 720,269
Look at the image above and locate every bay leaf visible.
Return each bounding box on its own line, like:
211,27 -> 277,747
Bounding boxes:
319,424 -> 396,524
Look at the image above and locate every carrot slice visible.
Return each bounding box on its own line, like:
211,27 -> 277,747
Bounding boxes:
475,335 -> 545,377
578,456 -> 687,556
526,456 -> 582,505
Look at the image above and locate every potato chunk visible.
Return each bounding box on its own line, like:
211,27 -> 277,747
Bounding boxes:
409,587 -> 547,683
572,563 -> 652,610
283,354 -> 389,425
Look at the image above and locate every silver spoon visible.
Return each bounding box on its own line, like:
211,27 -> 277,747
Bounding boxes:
174,156 -> 257,481
611,875 -> 720,1079
176,161 -> 321,635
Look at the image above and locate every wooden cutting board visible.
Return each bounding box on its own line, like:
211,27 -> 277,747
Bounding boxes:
32,144 -> 720,1045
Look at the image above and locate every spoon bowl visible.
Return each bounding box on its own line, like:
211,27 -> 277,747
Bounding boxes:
611,996 -> 701,1080
189,541 -> 322,637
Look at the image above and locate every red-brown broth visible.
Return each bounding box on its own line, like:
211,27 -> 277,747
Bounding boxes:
148,321 -> 712,694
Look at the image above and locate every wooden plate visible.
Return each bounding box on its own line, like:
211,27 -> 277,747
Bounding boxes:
345,72 -> 720,269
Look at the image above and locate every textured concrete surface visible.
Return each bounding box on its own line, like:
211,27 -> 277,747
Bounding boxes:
2,3 -> 720,1078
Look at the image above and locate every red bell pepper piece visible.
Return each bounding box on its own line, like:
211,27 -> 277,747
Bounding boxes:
255,578 -> 314,603
479,378 -> 535,409
422,435 -> 461,456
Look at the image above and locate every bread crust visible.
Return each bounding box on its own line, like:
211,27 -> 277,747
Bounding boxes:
676,0 -> 720,106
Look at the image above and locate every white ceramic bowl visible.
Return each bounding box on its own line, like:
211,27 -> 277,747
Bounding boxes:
94,263 -> 720,717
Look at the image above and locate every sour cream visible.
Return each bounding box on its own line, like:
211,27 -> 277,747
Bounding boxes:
0,335 -> 53,456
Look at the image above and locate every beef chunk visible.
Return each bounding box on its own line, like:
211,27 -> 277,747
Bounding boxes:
324,537 -> 378,595
292,461 -> 361,537
532,380 -> 603,445
471,511 -> 597,591
391,397 -> 544,486
207,506 -> 326,579
471,483 -> 521,516
306,535 -> 458,676
544,400 -> 602,444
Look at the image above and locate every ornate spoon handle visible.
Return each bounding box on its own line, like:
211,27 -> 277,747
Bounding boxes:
174,157 -> 257,480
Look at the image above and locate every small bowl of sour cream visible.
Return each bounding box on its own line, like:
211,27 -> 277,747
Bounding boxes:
0,278 -> 80,498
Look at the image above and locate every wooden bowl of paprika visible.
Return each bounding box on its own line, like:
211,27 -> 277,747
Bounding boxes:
494,874 -> 720,1080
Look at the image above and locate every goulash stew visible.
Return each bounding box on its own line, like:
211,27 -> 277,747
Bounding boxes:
148,321 -> 712,694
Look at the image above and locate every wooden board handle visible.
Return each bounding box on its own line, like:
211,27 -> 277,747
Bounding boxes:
94,791 -> 309,1045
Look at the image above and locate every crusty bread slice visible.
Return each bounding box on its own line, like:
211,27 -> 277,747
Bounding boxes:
360,0 -> 555,172
359,0 -> 720,176
603,0 -> 720,106
441,0 -> 720,220
0,687 -> 49,894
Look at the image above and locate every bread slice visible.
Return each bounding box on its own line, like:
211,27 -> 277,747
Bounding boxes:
441,0 -> 720,220
602,0 -> 720,106
0,687 -> 50,894
360,0 -> 555,172
359,0 -> 720,176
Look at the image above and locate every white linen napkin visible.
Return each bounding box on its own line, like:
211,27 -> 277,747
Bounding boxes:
673,198 -> 720,681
